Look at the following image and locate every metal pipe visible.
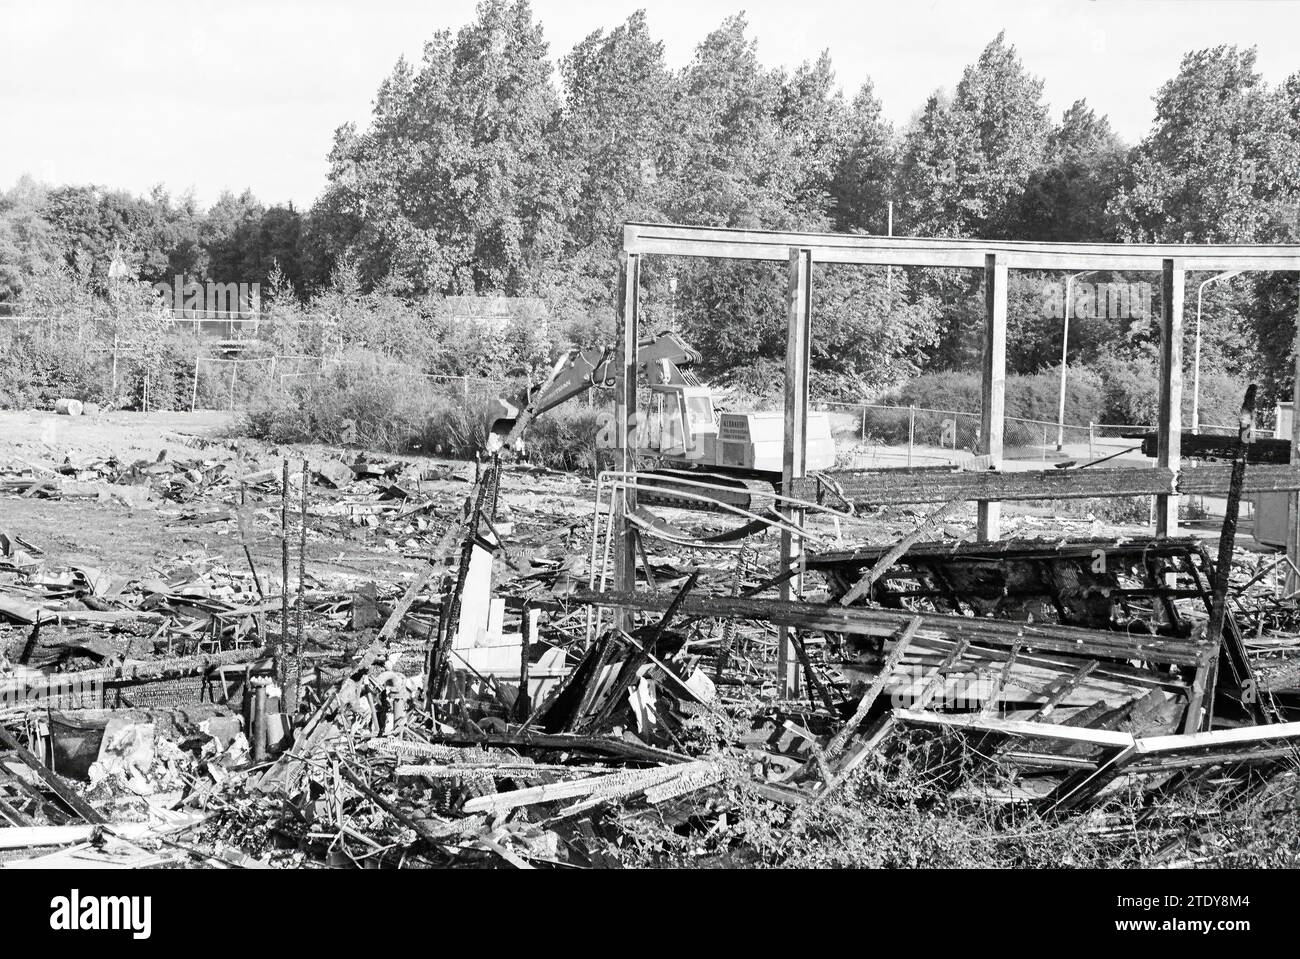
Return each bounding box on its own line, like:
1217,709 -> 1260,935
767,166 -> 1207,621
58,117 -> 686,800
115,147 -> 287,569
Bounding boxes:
1193,271 -> 1241,434
1058,270 -> 1096,450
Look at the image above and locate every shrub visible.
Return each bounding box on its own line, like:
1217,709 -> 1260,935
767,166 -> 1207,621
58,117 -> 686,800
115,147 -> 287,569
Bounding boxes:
242,349 -> 606,469
243,352 -> 448,450
0,327 -> 112,407
881,367 -> 1103,423
525,405 -> 610,474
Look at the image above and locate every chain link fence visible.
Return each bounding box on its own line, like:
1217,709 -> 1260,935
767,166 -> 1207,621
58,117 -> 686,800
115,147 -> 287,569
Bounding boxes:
822,401 -> 1280,471
191,353 -> 530,418
823,401 -> 1103,468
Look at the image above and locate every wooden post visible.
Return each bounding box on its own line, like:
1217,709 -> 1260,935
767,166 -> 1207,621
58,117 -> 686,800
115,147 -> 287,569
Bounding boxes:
280,458 -> 290,690
908,405 -> 916,467
516,603 -> 534,722
613,253 -> 641,628
778,247 -> 813,699
1289,279 -> 1300,593
1156,258 -> 1185,536
978,252 -> 1007,540
1194,385 -> 1256,733
291,457 -> 308,715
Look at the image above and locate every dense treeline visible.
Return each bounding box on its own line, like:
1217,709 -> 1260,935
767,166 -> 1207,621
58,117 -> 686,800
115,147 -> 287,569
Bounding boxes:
2,2 -> 1298,405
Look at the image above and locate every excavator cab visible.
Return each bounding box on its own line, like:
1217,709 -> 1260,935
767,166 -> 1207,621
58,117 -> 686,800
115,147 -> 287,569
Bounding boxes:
653,384 -> 717,463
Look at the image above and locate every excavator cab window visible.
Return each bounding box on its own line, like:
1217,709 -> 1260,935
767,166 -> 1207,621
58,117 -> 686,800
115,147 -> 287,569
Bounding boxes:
683,393 -> 716,435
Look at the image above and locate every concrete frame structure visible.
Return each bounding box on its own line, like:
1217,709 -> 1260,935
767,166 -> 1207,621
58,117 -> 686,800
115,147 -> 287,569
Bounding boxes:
615,222 -> 1300,696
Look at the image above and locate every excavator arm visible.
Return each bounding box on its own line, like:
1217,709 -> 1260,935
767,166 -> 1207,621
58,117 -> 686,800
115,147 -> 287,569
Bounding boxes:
488,345 -> 616,452
487,331 -> 702,452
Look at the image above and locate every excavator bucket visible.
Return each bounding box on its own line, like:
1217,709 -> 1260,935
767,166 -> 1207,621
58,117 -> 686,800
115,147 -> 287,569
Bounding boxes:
487,397 -> 522,454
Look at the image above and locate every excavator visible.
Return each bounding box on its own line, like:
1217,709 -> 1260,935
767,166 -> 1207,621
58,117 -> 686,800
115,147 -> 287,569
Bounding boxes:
488,331 -> 835,511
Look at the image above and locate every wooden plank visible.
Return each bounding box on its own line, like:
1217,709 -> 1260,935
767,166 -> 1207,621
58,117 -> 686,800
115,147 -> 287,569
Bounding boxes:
1156,257 -> 1185,535
817,714 -> 898,800
778,248 -> 813,698
0,724 -> 105,824
1179,464 -> 1300,494
1135,719 -> 1300,754
614,253 -> 641,629
0,823 -> 155,849
980,641 -> 1021,715
979,252 -> 1007,540
570,589 -> 1207,666
824,617 -> 921,760
893,709 -> 1136,748
839,498 -> 963,606
910,638 -> 970,711
1039,743 -> 1139,814
792,465 -> 1300,512
1290,288 -> 1300,594
1028,661 -> 1097,721
1140,431 -> 1289,464
793,466 -> 1179,507
1190,389 -> 1256,733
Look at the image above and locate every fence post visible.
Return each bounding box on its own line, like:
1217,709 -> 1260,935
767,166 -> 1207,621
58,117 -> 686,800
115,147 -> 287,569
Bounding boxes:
860,405 -> 866,442
908,405 -> 916,467
229,363 -> 238,412
462,375 -> 470,406
1042,423 -> 1047,463
191,353 -> 200,412
1088,421 -> 1095,461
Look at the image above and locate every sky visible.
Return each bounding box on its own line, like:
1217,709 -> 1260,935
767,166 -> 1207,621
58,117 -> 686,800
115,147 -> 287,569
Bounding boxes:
2,0 -> 1297,210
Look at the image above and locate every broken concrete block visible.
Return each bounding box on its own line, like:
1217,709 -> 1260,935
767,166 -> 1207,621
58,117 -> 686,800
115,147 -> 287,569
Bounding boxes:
313,459 -> 354,488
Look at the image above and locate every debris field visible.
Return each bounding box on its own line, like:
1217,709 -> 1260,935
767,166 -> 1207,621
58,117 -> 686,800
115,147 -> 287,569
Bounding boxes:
3,411 -> 1300,869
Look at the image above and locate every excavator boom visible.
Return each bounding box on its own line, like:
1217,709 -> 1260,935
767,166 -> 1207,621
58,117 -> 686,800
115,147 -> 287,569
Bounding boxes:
488,331 -> 700,451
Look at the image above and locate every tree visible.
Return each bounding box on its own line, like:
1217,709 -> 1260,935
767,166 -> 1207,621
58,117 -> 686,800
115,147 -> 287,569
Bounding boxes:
1011,100 -> 1126,242
43,185 -> 115,284
660,14 -> 828,231
202,189 -> 266,282
0,176 -> 60,300
550,10 -> 676,317
894,34 -> 1051,370
319,0 -> 565,296
829,80 -> 896,233
1111,46 -> 1300,243
896,33 -> 1050,239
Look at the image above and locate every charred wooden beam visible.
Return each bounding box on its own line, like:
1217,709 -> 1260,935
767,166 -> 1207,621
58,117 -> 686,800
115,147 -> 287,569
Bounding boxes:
792,466 -> 1176,506
569,588 -> 1207,666
1139,430 -> 1290,464
786,464 -> 1300,509
1179,464 -> 1300,494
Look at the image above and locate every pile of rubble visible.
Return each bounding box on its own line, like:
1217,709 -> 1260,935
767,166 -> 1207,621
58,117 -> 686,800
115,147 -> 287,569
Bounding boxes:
3,441 -> 1300,869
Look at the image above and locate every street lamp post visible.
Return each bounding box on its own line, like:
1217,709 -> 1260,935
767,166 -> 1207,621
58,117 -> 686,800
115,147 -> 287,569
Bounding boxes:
1192,270 -> 1241,434
1057,270 -> 1097,450
886,200 -> 894,297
